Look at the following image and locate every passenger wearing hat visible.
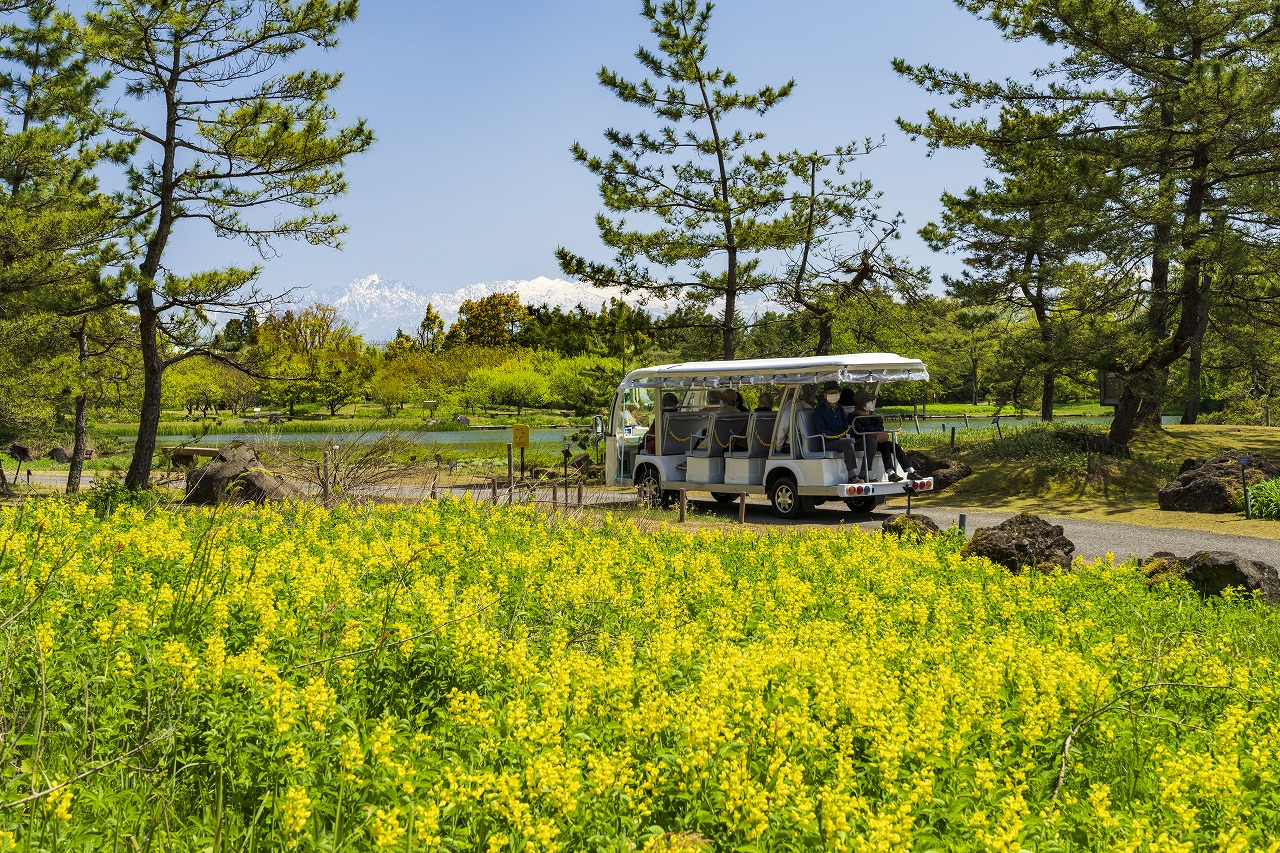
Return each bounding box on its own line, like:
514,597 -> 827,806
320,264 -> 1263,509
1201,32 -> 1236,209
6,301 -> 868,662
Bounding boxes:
814,380 -> 861,481
851,396 -> 920,482
718,387 -> 746,412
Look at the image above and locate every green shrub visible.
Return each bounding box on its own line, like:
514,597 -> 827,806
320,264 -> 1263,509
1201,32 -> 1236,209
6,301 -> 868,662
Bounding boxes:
1250,476 -> 1280,519
79,475 -> 166,517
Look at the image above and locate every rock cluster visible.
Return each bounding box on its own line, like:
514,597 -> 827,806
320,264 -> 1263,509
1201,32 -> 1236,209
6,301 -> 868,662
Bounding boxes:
1158,451 -> 1279,513
6,442 -> 33,463
1139,550 -> 1280,605
185,444 -> 297,506
961,513 -> 1075,573
881,514 -> 941,539
904,451 -> 972,492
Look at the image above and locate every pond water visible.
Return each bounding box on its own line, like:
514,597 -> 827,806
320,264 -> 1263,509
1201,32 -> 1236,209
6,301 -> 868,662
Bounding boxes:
123,428 -> 582,449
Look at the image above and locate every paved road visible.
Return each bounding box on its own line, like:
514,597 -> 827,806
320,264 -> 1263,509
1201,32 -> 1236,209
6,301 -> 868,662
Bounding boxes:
18,472 -> 1277,566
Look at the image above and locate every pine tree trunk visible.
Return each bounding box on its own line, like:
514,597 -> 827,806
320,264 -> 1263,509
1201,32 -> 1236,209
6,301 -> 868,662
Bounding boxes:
722,257 -> 737,360
814,315 -> 833,356
1180,294 -> 1211,425
1181,338 -> 1204,425
1108,368 -> 1167,447
66,324 -> 89,495
67,395 -> 88,494
1041,370 -> 1055,422
125,298 -> 163,490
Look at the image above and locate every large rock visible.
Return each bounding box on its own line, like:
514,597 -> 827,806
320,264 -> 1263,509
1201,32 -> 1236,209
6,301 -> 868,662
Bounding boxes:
904,451 -> 972,491
47,447 -> 73,464
1182,551 -> 1280,605
881,513 -> 941,539
185,444 -> 297,506
961,513 -> 1075,574
1138,552 -> 1186,587
1158,451 -> 1280,513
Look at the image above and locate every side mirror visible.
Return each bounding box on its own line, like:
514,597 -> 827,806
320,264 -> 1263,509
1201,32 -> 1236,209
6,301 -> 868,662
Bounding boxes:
592,414 -> 605,435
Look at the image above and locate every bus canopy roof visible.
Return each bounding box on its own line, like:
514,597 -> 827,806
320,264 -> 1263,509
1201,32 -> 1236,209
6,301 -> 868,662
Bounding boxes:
619,353 -> 928,389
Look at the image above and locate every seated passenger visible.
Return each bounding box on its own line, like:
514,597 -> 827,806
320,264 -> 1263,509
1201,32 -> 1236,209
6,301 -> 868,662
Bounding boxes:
815,380 -> 859,480
773,395 -> 811,455
851,398 -> 920,481
721,388 -> 747,412
642,392 -> 679,454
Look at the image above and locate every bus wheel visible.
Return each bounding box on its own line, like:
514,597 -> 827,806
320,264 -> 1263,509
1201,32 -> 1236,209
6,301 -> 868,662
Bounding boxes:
769,474 -> 804,519
710,492 -> 738,504
636,466 -> 666,509
845,496 -> 877,514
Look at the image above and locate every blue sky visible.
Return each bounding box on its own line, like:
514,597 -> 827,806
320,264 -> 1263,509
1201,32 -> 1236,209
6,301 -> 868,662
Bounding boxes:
160,0 -> 1061,304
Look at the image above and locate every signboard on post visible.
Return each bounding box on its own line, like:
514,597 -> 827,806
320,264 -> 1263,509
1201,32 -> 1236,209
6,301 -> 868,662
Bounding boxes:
512,424 -> 530,449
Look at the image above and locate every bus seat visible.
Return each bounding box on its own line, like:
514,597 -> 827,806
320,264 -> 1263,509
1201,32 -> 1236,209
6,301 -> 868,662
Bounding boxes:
689,413 -> 748,458
728,412 -> 776,458
660,412 -> 708,455
797,408 -> 842,460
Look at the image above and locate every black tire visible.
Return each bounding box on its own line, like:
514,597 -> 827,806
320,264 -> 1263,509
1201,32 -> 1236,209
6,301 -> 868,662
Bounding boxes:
710,492 -> 738,504
636,466 -> 666,509
768,474 -> 805,519
845,496 -> 877,514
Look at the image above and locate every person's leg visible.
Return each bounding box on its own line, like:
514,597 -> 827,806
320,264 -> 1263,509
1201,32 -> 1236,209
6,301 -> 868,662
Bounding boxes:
859,435 -> 878,479
828,438 -> 856,480
879,442 -> 901,480
892,443 -> 922,478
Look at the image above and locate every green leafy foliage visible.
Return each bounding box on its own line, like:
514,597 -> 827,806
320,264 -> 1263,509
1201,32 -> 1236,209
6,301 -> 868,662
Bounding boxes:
1250,477 -> 1280,520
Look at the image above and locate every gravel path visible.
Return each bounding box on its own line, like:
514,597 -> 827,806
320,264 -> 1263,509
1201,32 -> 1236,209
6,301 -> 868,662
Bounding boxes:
867,506 -> 1280,566
665,495 -> 1280,567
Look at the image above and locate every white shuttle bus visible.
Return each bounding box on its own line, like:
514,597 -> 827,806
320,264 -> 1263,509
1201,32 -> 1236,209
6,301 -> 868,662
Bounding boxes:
604,353 -> 934,518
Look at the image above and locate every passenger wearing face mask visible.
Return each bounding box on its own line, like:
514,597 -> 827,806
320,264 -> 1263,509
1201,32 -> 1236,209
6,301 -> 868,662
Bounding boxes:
814,380 -> 860,481
852,397 -> 920,482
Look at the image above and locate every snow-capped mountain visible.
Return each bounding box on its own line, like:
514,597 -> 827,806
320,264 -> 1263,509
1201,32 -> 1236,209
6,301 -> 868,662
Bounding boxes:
288,274 -> 432,341
289,274 -> 673,342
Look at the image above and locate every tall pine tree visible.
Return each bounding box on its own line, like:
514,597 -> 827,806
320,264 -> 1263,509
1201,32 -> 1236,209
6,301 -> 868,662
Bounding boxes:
556,0 -> 794,359
84,0 -> 374,488
897,0 -> 1280,444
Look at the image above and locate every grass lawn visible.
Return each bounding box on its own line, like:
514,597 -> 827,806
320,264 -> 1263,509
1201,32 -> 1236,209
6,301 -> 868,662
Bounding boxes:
922,423 -> 1280,538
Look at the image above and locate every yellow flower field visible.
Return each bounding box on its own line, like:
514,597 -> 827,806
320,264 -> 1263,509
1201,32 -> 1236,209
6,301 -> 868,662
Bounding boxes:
1,497 -> 1278,851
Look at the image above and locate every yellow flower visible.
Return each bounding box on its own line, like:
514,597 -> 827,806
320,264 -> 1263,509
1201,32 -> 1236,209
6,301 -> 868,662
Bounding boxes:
279,786 -> 311,842
371,807 -> 404,848
41,783 -> 72,822
34,622 -> 54,660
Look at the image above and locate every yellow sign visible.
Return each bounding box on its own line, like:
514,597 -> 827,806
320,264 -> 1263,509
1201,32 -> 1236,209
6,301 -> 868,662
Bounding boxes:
512,424 -> 530,449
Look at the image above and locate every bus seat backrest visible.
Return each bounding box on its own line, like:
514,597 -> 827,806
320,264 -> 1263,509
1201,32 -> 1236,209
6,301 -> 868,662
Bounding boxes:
703,413 -> 748,456
661,412 -> 707,455
744,412 -> 776,457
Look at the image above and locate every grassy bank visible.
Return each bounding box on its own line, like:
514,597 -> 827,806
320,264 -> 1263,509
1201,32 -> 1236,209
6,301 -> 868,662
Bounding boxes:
921,423 -> 1280,537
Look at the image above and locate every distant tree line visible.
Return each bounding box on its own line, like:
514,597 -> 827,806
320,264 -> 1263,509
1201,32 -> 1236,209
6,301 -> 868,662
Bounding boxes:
4,0 -> 1280,497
